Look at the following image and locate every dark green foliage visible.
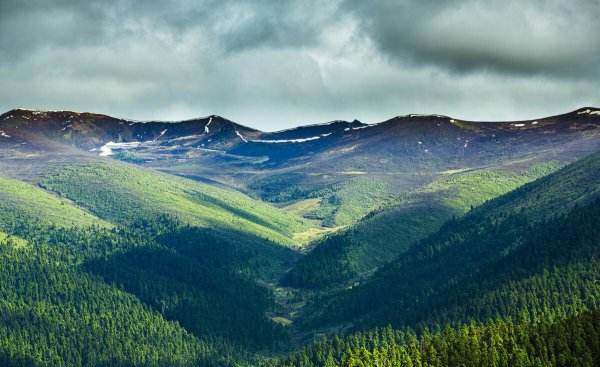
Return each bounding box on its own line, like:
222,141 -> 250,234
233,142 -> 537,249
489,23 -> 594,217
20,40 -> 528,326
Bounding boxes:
308,157 -> 600,331
251,177 -> 390,227
285,163 -> 562,289
112,150 -> 145,163
270,310 -> 600,367
304,178 -> 390,227
86,245 -> 288,349
0,236 -> 215,367
0,214 -> 288,365
249,178 -> 308,203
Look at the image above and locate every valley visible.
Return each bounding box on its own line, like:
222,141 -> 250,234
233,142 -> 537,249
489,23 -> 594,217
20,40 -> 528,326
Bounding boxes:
0,107 -> 599,366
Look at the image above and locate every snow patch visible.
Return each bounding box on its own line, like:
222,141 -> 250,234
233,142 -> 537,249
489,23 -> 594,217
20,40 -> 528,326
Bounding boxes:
61,124 -> 72,131
98,141 -> 141,156
0,131 -> 10,138
531,121 -> 538,125
235,130 -> 248,143
252,133 -> 332,144
204,117 -> 212,133
577,109 -> 600,115
511,123 -> 526,127
404,113 -> 448,119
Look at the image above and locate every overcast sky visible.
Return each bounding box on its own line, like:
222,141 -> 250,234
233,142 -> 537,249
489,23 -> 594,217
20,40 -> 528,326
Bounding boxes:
1,0 -> 599,130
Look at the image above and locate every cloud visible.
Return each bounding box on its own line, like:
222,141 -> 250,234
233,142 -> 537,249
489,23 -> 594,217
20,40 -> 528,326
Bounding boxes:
0,0 -> 598,130
343,0 -> 600,77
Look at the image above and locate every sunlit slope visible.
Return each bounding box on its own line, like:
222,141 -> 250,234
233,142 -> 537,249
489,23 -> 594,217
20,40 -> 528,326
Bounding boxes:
0,178 -> 111,229
285,162 -> 563,288
41,162 -> 309,247
314,150 -> 600,329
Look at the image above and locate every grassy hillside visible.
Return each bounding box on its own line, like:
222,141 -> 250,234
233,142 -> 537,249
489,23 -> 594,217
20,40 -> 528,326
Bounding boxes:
254,177 -> 390,227
0,178 -> 111,229
284,162 -> 563,289
41,162 -> 309,247
303,178 -> 390,227
310,151 -> 600,330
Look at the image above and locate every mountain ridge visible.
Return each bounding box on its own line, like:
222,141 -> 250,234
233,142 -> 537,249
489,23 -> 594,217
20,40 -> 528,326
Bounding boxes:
4,106 -> 599,131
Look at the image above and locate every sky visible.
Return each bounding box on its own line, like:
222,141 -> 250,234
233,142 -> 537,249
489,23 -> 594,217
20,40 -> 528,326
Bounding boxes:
0,0 -> 599,131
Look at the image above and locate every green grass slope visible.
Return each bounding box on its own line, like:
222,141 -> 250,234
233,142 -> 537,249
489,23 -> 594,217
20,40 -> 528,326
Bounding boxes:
312,150 -> 600,330
41,162 -> 309,247
285,162 -> 562,289
303,178 -> 390,227
0,178 -> 111,229
253,177 -> 391,228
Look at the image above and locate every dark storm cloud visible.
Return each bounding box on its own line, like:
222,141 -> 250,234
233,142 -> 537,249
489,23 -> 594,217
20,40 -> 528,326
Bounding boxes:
343,0 -> 600,77
0,0 -> 333,57
0,0 -> 598,129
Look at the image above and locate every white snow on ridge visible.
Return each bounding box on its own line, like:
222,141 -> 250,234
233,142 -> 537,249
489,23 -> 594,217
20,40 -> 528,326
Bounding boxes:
511,123 -> 526,127
98,141 -> 141,156
404,113 -> 449,119
252,133 -> 332,144
577,109 -> 600,115
0,131 -> 10,138
532,121 -> 538,125
235,130 -> 248,143
204,117 -> 212,133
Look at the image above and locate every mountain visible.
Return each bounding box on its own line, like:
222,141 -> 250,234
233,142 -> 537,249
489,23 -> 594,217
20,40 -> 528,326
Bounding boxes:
2,107 -> 600,229
1,106 -> 600,366
307,149 -> 600,331
283,162 -> 564,289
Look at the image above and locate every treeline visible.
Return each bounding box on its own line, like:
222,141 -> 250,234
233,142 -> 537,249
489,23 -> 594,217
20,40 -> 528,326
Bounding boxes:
270,310 -> 600,367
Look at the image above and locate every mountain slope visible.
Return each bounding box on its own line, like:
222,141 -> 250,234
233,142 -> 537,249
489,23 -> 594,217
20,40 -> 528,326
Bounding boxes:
0,232 -> 219,367
307,149 -> 600,330
40,161 -> 309,247
2,107 -> 600,234
272,309 -> 600,367
0,178 -> 111,229
284,162 -> 564,289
